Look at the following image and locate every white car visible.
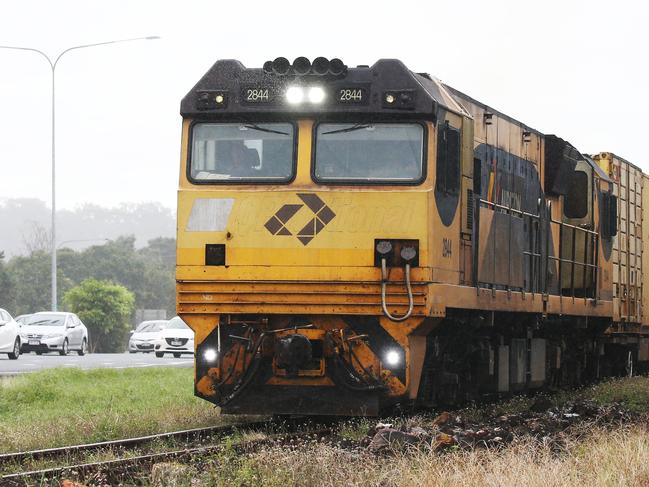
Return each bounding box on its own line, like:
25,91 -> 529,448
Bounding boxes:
0,308 -> 21,360
129,320 -> 168,353
14,314 -> 32,325
154,316 -> 194,358
20,312 -> 89,356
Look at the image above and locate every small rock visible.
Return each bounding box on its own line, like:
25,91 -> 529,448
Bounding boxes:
475,429 -> 489,438
433,432 -> 457,450
431,411 -> 451,426
368,427 -> 422,453
409,426 -> 428,437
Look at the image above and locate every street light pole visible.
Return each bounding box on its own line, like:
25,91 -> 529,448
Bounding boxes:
0,36 -> 159,311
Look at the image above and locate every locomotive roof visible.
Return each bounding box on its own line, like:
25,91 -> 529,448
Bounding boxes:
180,58 -> 470,121
584,155 -> 613,183
595,151 -> 643,174
442,84 -> 544,137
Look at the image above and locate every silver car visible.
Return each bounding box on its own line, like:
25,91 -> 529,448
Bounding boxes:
20,312 -> 89,356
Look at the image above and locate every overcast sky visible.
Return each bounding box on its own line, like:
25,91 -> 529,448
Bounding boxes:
0,0 -> 646,211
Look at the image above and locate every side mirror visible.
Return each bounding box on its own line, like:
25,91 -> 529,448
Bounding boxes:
66,322 -> 76,328
0,321 -> 6,327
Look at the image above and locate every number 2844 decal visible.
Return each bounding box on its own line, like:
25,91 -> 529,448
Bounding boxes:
246,89 -> 269,101
338,88 -> 367,103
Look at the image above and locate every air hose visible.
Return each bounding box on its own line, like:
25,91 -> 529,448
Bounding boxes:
217,333 -> 266,407
331,354 -> 386,392
381,257 -> 414,322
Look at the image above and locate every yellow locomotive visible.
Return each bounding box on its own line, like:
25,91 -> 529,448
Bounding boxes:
176,57 -> 648,415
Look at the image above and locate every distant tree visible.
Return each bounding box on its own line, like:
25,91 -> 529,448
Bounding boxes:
138,237 -> 176,317
61,236 -> 174,317
64,279 -> 135,353
3,237 -> 175,318
0,251 -> 16,313
21,221 -> 51,255
0,198 -> 175,259
139,237 -> 176,265
6,251 -> 53,314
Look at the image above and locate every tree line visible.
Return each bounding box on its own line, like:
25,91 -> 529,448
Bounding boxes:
0,198 -> 175,258
0,236 -> 176,352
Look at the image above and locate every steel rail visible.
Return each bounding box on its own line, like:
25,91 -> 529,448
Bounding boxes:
0,419 -> 271,466
1,427 -> 333,486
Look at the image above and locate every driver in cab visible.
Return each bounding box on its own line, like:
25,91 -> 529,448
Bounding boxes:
220,140 -> 259,178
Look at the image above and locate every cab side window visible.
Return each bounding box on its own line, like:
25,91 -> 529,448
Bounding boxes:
436,122 -> 460,195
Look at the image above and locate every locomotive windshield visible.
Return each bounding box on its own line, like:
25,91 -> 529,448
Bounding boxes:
190,123 -> 294,182
313,123 -> 424,183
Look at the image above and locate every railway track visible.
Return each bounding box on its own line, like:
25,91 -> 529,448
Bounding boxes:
0,419 -> 335,486
0,419 -> 271,466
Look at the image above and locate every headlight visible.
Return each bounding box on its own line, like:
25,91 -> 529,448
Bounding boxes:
286,86 -> 304,104
308,86 -> 325,103
43,333 -> 63,339
203,349 -> 218,362
384,350 -> 401,366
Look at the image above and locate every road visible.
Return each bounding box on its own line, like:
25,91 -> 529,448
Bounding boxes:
0,352 -> 193,376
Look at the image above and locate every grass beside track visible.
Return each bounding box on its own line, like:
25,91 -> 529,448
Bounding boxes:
583,376 -> 649,413
143,377 -> 649,487
176,425 -> 649,487
0,367 -> 223,453
456,375 -> 649,422
3,370 -> 649,485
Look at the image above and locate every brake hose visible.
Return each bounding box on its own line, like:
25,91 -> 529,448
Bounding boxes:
381,257 -> 414,322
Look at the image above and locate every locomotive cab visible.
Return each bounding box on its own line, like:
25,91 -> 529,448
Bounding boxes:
177,58 -> 467,414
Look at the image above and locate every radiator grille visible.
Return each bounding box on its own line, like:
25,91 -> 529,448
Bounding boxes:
467,189 -> 474,230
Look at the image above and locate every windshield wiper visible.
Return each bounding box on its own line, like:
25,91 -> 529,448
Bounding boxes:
242,124 -> 289,136
322,124 -> 372,135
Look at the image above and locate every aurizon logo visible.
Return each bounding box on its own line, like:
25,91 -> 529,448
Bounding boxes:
264,193 -> 336,246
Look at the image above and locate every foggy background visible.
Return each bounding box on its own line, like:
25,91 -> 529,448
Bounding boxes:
1,0 -> 646,254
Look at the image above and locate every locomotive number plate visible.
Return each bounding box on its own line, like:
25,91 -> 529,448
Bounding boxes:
245,88 -> 269,102
240,85 -> 275,104
337,87 -> 369,104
